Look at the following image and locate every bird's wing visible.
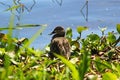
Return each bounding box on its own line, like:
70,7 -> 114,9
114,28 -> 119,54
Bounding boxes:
62,38 -> 71,59
50,37 -> 71,59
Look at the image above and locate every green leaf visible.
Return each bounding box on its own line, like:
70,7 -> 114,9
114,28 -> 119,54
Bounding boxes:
79,50 -> 91,80
24,25 -> 47,47
116,24 -> 120,34
103,72 -> 118,80
0,24 -> 47,31
54,53 -> 80,80
66,27 -> 72,38
87,34 -> 100,42
94,58 -> 113,72
5,5 -> 21,11
77,26 -> 88,34
0,27 -> 22,31
107,32 -> 116,44
16,24 -> 47,28
4,54 -> 11,69
0,48 -> 5,56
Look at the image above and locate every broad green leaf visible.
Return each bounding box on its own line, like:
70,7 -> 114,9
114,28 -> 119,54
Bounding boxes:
66,27 -> 72,38
87,34 -> 100,42
102,72 -> 117,80
116,24 -> 120,34
54,53 -> 80,80
77,26 -> 88,34
0,48 -> 5,56
107,32 -> 116,44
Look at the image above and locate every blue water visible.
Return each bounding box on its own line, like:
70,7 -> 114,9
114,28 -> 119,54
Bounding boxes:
0,0 -> 120,49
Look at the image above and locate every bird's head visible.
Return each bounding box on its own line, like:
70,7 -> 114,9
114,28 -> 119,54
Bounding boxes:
49,26 -> 65,37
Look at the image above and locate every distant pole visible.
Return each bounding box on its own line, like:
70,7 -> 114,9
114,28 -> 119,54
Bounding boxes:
52,0 -> 63,6
86,0 -> 88,21
81,0 -> 88,22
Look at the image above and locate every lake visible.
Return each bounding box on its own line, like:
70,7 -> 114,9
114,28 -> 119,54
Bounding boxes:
0,0 -> 120,49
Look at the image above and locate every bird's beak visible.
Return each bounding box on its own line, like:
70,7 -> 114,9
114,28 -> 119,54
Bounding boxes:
49,31 -> 55,35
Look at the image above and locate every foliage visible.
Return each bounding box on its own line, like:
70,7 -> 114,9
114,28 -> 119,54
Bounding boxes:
102,72 -> 118,80
1,22 -> 120,80
117,24 -> 120,34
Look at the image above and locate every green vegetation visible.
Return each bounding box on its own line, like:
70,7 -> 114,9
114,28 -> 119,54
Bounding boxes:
0,20 -> 120,80
0,1 -> 120,80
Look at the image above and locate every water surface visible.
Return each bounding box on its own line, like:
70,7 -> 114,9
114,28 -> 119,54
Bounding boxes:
0,0 -> 120,49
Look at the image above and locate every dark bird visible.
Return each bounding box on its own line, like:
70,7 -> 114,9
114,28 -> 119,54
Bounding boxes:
49,26 -> 71,60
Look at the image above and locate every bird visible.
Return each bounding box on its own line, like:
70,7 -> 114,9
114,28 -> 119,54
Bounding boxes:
49,26 -> 71,60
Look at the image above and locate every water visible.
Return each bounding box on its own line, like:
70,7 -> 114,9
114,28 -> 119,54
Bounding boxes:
0,0 -> 120,49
